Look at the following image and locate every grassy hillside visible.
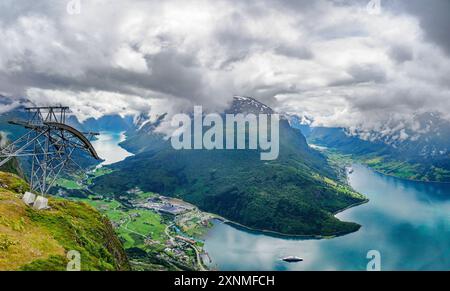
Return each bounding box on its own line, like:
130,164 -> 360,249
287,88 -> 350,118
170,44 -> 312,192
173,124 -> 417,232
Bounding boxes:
0,171 -> 130,271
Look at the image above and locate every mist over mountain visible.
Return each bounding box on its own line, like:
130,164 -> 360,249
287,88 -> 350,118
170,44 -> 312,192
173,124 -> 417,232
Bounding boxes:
92,97 -> 366,237
4,90 -> 450,183
290,112 -> 450,182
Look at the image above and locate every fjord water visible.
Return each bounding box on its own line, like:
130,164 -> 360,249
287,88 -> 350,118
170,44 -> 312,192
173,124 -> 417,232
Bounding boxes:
91,131 -> 133,166
203,164 -> 450,270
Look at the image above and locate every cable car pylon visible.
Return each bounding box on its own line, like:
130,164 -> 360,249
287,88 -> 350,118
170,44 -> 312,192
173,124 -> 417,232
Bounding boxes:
0,106 -> 100,195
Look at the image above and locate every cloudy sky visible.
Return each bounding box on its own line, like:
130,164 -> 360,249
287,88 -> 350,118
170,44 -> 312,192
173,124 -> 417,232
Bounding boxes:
0,0 -> 449,132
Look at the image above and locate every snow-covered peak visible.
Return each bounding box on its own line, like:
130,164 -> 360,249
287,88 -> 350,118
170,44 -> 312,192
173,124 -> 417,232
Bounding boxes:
345,112 -> 450,158
133,112 -> 151,130
228,96 -> 274,114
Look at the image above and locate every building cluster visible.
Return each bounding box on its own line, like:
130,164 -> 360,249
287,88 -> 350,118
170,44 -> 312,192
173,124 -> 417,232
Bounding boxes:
134,195 -> 194,216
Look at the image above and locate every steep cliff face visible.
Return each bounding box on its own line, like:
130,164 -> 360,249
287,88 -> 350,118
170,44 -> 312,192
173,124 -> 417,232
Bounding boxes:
0,171 -> 130,271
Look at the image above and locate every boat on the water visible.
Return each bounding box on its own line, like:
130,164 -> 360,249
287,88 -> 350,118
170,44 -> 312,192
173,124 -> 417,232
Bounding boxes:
282,256 -> 303,263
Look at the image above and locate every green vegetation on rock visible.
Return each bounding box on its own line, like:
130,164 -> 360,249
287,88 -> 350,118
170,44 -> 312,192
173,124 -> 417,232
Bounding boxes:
93,119 -> 367,237
0,171 -> 130,271
308,126 -> 450,183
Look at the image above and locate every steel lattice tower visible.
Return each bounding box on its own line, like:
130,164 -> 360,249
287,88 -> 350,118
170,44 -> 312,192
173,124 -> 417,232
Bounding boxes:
0,106 -> 100,194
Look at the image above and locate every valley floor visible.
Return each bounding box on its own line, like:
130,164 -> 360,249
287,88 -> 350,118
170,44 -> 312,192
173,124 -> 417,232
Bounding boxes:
311,144 -> 450,183
57,168 -> 215,271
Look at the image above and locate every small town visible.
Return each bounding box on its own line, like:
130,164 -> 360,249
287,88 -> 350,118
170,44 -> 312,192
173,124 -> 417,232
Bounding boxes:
77,183 -> 217,271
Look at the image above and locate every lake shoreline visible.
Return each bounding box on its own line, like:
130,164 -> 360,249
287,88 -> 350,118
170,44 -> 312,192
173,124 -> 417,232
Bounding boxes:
206,167 -> 370,241
212,200 -> 367,241
369,167 -> 450,184
333,199 -> 370,216
204,163 -> 450,271
92,131 -> 134,167
313,145 -> 450,185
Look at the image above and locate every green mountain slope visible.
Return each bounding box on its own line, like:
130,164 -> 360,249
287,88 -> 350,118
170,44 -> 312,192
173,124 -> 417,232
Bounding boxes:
92,97 -> 367,237
0,171 -> 130,271
307,126 -> 450,182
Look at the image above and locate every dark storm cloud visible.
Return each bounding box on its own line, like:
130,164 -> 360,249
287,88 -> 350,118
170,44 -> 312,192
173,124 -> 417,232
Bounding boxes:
394,0 -> 450,56
143,50 -> 206,101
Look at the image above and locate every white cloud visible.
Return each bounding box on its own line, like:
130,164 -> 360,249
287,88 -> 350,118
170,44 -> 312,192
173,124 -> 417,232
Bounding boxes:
113,45 -> 148,73
25,88 -> 154,122
0,0 -> 449,132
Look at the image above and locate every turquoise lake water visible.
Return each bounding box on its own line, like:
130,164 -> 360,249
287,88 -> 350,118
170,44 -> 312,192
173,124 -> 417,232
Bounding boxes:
91,131 -> 133,166
203,164 -> 450,271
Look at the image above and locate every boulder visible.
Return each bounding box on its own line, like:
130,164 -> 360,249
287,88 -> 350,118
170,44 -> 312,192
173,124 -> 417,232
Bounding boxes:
22,192 -> 36,206
33,196 -> 49,210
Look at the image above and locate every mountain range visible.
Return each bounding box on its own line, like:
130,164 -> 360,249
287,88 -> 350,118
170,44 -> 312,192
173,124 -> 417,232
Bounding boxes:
91,96 -> 366,237
4,94 -> 450,239
290,112 -> 450,182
